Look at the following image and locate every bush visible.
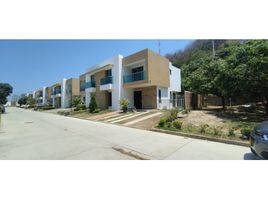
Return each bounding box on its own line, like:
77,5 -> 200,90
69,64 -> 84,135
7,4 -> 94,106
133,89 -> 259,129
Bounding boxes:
212,127 -> 222,136
42,106 -> 55,110
228,127 -> 235,137
173,120 -> 183,130
199,124 -> 209,134
158,118 -> 167,127
241,126 -> 252,139
77,104 -> 86,110
63,111 -> 70,116
71,95 -> 82,108
167,108 -> 179,122
89,94 -> 99,113
93,108 -> 100,113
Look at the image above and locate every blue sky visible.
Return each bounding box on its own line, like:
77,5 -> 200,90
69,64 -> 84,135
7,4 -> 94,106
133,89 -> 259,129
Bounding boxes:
0,40 -> 193,96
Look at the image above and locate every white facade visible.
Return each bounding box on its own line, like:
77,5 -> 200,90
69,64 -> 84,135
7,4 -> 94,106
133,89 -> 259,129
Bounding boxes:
84,56 -> 181,111
51,78 -> 67,108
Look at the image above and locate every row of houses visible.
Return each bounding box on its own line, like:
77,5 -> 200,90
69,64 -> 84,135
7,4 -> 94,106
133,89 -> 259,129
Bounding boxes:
25,48 -> 182,111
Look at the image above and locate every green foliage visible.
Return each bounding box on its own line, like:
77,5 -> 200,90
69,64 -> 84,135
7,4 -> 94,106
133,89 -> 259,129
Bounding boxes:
89,94 -> 98,113
241,126 -> 252,139
0,83 -> 13,105
27,96 -> 36,106
77,104 -> 86,110
158,118 -> 167,127
167,108 -> 179,122
199,124 -> 209,134
173,120 -> 183,130
119,98 -> 129,107
71,95 -> 82,108
166,40 -> 268,113
18,96 -> 28,106
42,105 -> 55,110
228,127 -> 236,137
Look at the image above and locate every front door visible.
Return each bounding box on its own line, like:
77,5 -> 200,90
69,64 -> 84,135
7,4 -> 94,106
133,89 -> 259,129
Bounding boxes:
108,92 -> 112,107
134,91 -> 142,109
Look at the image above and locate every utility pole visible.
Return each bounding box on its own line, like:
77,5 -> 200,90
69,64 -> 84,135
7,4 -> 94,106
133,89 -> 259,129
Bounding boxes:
212,40 -> 215,57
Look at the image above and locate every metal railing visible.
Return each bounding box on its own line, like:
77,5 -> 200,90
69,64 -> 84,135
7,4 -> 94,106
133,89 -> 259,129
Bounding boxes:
53,89 -> 61,95
158,98 -> 185,109
80,82 -> 86,91
123,71 -> 146,84
100,76 -> 113,85
85,81 -> 96,88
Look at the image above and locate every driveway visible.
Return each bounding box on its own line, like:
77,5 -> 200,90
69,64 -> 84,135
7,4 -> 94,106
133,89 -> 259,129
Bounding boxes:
0,107 -> 253,160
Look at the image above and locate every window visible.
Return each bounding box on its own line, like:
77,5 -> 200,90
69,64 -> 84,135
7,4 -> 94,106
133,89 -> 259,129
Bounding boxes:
90,75 -> 95,82
132,66 -> 143,74
105,69 -> 112,77
169,69 -> 172,75
83,96 -> 86,103
158,89 -> 162,103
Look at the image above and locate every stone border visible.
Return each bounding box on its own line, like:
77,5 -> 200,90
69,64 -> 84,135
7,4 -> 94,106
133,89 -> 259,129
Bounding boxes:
151,127 -> 249,147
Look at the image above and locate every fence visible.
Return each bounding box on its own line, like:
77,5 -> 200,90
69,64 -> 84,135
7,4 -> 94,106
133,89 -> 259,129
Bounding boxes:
159,98 -> 185,109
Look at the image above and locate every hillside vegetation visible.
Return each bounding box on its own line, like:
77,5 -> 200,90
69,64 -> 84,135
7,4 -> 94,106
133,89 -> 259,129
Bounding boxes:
166,40 -> 268,114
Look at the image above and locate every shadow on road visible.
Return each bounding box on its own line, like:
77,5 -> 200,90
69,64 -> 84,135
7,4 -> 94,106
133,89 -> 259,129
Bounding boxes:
244,152 -> 259,160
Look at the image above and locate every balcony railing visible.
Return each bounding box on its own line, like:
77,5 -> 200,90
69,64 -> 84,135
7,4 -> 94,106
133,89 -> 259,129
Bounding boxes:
80,82 -> 86,91
100,76 -> 113,85
85,81 -> 96,88
123,71 -> 146,84
53,89 -> 61,95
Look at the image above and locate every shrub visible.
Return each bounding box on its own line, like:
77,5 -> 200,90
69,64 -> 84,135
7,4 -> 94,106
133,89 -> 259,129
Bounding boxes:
241,126 -> 252,139
77,104 -> 86,110
120,98 -> 129,112
199,124 -> 209,134
173,120 -> 183,130
212,127 -> 222,136
71,95 -> 82,108
89,94 -> 98,113
63,111 -> 70,116
93,108 -> 100,113
158,118 -> 167,128
167,108 -> 179,122
42,106 -> 55,110
228,127 -> 235,137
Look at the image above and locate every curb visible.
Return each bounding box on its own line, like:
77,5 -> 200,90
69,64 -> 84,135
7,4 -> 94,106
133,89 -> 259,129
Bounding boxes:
151,128 -> 249,147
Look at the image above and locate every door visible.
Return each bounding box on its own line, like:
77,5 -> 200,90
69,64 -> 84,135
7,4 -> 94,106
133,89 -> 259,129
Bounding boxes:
108,92 -> 112,107
134,91 -> 142,109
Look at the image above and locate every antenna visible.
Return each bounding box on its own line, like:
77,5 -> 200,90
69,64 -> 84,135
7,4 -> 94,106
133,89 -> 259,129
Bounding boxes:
158,40 -> 161,55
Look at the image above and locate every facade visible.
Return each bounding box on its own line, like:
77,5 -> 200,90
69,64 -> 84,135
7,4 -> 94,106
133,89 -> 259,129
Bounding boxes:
51,78 -> 80,108
26,48 -> 181,110
83,48 -> 181,111
79,73 -> 87,104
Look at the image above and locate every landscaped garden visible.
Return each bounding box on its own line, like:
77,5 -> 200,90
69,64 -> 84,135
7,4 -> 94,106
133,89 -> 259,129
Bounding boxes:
155,105 -> 268,143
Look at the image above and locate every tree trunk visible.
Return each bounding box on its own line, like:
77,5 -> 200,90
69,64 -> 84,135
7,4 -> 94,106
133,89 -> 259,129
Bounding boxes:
221,96 -> 226,111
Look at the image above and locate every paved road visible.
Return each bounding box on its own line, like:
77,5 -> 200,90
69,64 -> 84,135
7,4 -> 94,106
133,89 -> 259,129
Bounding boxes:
0,107 -> 254,160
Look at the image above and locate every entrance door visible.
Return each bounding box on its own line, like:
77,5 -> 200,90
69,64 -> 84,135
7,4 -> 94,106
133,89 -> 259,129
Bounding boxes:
134,91 -> 142,109
108,92 -> 112,107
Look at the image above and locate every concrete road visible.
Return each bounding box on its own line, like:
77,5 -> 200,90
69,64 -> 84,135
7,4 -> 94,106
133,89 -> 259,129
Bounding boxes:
0,107 -> 253,160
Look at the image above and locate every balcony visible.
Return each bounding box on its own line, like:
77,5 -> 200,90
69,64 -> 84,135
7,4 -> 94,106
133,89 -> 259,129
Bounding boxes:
100,76 -> 113,91
53,89 -> 61,96
85,81 -> 96,92
123,71 -> 146,84
80,82 -> 86,92
100,76 -> 113,85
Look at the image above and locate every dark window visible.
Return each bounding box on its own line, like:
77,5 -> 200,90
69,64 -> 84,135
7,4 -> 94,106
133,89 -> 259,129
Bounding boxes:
132,66 -> 143,74
83,96 -> 86,103
105,69 -> 112,77
170,69 -> 172,75
158,89 -> 162,103
90,75 -> 95,82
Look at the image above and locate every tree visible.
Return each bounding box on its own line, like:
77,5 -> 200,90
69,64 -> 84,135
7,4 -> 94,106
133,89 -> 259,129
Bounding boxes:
89,94 -> 98,113
27,96 -> 36,107
18,96 -> 28,106
0,83 -> 13,105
